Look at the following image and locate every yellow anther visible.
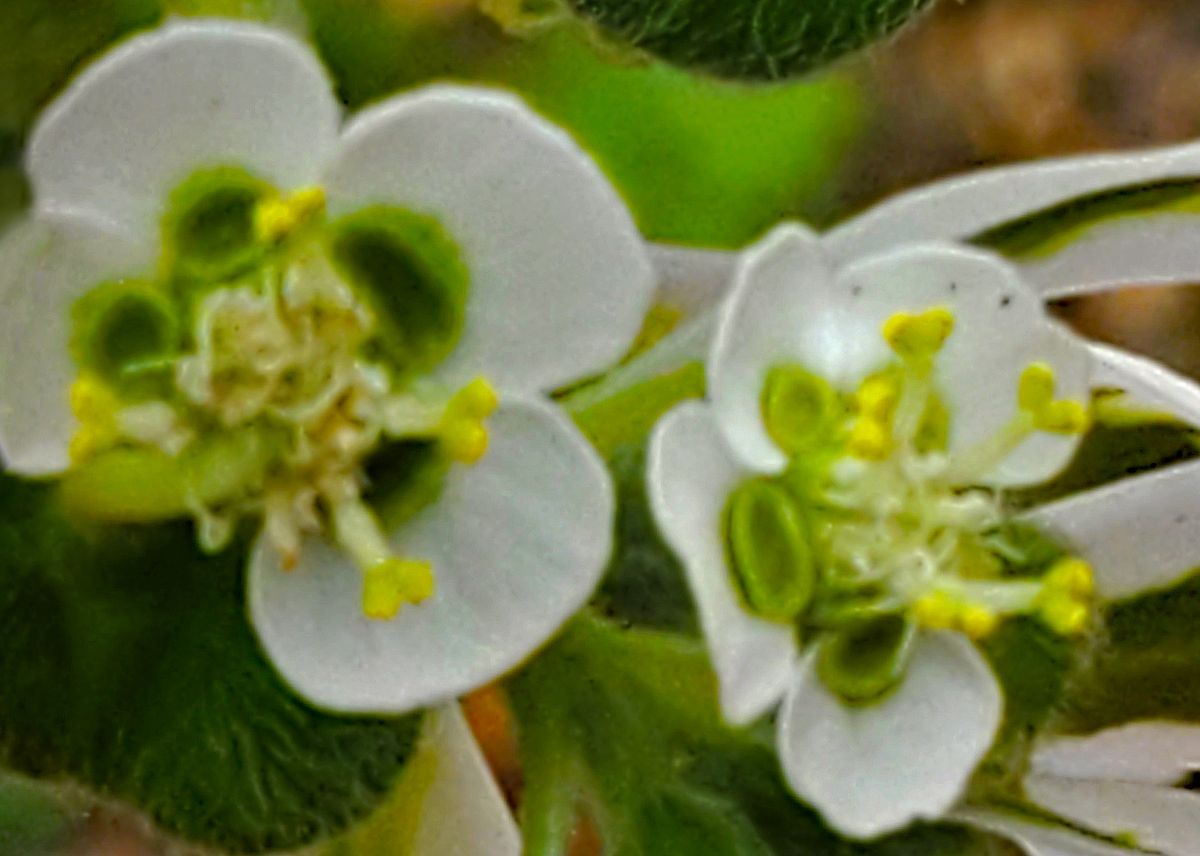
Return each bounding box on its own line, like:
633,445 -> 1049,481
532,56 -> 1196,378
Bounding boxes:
362,558 -> 435,620
441,418 -> 489,464
856,375 -> 899,422
1018,363 -> 1057,413
450,377 -> 499,420
68,376 -> 120,463
1034,399 -> 1091,435
1041,593 -> 1090,636
70,375 -> 117,422
958,603 -> 1000,640
1046,557 -> 1095,598
913,591 -> 957,630
847,417 -> 892,461
254,185 -> 326,243
883,307 -> 955,361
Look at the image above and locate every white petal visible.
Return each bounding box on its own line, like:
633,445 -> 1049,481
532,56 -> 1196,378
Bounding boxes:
646,402 -> 796,725
1087,341 -> 1200,426
27,19 -> 339,247
1032,722 -> 1200,787
0,214 -> 144,476
709,224 -> 840,473
776,632 -> 1002,840
248,395 -> 613,714
649,242 -> 739,318
1023,216 -> 1200,300
953,807 -> 1153,856
1026,775 -> 1200,856
837,244 -> 1091,486
1025,460 -> 1200,599
825,142 -> 1200,264
407,704 -> 521,856
322,85 -> 654,395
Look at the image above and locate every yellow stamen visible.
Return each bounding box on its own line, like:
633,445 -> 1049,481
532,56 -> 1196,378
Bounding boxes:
450,377 -> 499,420
1018,363 -> 1056,413
437,378 -> 498,464
1034,399 -> 1091,435
1045,557 -> 1095,598
68,376 -> 120,463
1041,593 -> 1090,636
883,307 -> 955,361
362,558 -> 435,620
254,185 -> 326,243
855,375 -> 899,422
913,591 -> 957,630
441,418 -> 489,464
847,417 -> 892,461
958,603 -> 1000,639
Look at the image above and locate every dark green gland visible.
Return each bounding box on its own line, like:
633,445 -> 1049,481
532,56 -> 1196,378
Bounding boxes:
816,613 -> 916,705
70,279 -> 178,394
328,206 -> 468,378
760,364 -> 843,457
162,166 -> 272,287
726,478 -> 815,622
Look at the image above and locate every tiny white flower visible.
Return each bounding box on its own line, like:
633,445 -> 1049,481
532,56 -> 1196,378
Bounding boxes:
0,19 -> 655,717
648,224 -> 1100,838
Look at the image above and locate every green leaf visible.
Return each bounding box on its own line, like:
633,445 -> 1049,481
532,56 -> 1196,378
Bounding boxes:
0,474 -> 421,853
509,615 -> 992,856
564,0 -> 935,81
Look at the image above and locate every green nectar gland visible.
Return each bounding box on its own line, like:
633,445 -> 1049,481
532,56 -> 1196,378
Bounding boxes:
725,306 -> 1095,704
62,170 -> 497,621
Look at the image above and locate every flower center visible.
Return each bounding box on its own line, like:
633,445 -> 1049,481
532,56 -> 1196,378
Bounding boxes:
728,306 -> 1095,702
63,170 -> 495,621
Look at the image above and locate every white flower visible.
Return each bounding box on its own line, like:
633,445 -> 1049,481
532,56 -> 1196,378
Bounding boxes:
648,223 -> 1102,838
0,19 -> 655,717
635,141 -> 1200,852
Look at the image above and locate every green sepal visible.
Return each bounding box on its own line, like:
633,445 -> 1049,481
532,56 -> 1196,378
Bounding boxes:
816,613 -> 915,705
760,364 -> 842,458
725,478 -> 815,623
162,166 -> 273,290
565,0 -> 935,81
327,206 -> 468,379
70,279 -> 178,395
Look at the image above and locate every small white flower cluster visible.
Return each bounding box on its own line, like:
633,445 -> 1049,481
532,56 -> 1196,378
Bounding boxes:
6,16 -> 1200,856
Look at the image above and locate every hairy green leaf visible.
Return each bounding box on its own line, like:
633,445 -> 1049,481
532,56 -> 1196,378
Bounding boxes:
565,0 -> 935,80
0,475 -> 421,853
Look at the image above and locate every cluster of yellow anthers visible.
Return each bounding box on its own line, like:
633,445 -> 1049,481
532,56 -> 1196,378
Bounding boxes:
810,306 -> 1095,642
66,186 -> 500,621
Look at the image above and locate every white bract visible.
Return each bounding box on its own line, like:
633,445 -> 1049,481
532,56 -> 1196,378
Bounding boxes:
649,224 -> 1102,839
0,19 -> 655,716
